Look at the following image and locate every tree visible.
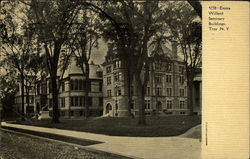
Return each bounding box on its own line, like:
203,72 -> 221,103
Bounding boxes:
68,10 -> 100,118
164,2 -> 202,115
0,1 -> 39,120
187,0 -> 202,18
99,0 -> 168,125
29,0 -> 82,123
0,68 -> 19,119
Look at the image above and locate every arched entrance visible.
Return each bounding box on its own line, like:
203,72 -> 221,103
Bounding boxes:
157,101 -> 162,111
105,103 -> 112,114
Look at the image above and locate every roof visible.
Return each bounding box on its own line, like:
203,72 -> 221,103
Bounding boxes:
45,57 -> 103,80
148,43 -> 184,62
63,58 -> 103,79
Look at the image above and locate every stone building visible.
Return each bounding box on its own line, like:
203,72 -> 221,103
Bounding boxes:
14,81 -> 36,116
16,58 -> 103,118
193,69 -> 202,115
102,44 -> 189,117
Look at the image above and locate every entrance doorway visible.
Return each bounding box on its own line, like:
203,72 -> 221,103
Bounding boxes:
105,103 -> 112,114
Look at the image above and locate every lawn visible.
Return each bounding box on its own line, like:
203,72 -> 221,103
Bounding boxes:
0,130 -> 130,159
14,115 -> 201,137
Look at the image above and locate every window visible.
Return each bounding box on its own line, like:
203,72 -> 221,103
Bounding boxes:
117,89 -> 122,96
167,88 -> 172,96
113,60 -> 121,69
74,79 -> 78,90
70,96 -> 85,107
166,75 -> 172,83
179,76 -> 184,84
107,76 -> 112,85
115,87 -> 122,96
28,96 -> 33,104
79,79 -> 83,90
70,80 -> 74,90
99,82 -> 102,92
88,97 -> 92,107
114,73 -> 119,81
59,98 -> 65,108
75,96 -> 79,106
179,66 -> 184,73
155,75 -> 162,83
167,100 -> 172,109
130,100 -> 134,109
70,79 -> 85,91
145,100 -> 151,109
156,87 -> 162,96
167,63 -> 172,71
107,90 -> 112,97
106,66 -> 111,73
180,101 -> 185,109
119,72 -> 122,81
180,89 -> 185,97
79,96 -> 83,106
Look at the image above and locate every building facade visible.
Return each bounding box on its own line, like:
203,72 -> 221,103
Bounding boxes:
15,59 -> 103,118
15,82 -> 36,116
102,45 -> 189,117
193,70 -> 202,115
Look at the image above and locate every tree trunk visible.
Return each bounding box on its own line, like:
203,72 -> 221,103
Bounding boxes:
187,75 -> 194,115
20,72 -> 25,121
51,71 -> 60,123
25,83 -> 30,114
134,72 -> 146,126
84,63 -> 90,118
125,61 -> 132,117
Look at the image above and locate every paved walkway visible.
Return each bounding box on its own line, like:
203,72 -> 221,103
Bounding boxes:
1,122 -> 201,159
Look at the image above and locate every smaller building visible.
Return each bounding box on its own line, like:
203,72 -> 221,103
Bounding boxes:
35,59 -> 103,118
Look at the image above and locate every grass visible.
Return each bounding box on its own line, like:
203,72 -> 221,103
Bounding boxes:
1,126 -> 103,146
13,115 -> 201,137
0,130 -> 130,159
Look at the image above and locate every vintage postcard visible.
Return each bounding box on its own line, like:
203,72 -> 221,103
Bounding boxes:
0,1 -> 249,159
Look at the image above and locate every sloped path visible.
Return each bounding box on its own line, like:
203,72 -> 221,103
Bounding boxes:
1,122 -> 201,159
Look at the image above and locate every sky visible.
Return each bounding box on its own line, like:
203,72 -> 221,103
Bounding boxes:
90,39 -> 107,65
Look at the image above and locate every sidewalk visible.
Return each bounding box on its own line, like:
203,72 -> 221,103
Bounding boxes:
1,122 -> 201,159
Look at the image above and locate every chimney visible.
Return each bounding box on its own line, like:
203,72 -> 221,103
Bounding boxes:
171,41 -> 178,58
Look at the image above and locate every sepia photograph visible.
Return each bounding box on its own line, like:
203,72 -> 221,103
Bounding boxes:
6,0 -> 250,159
